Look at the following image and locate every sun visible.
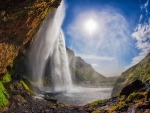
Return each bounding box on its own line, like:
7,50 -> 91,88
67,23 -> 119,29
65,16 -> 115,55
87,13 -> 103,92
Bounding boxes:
84,18 -> 98,35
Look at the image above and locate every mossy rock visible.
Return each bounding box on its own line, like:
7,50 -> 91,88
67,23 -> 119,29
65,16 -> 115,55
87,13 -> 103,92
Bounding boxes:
88,99 -> 108,107
20,80 -> 33,95
0,81 -> 9,110
126,92 -> 145,103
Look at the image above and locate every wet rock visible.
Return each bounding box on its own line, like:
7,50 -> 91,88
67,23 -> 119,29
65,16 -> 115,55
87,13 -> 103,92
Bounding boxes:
44,95 -> 57,103
3,79 -> 87,112
22,77 -> 41,94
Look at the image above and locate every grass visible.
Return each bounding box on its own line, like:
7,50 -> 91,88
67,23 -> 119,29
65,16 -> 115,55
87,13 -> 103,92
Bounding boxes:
109,92 -> 145,112
109,101 -> 127,113
126,92 -> 145,103
92,109 -> 103,113
0,81 -> 9,110
0,70 -> 12,110
87,99 -> 108,106
113,53 -> 150,96
2,72 -> 11,83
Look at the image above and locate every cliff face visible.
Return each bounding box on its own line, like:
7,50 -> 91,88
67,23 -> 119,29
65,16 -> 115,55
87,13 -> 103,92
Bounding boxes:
0,0 -> 61,77
111,53 -> 150,97
0,0 -> 62,110
66,48 -> 107,85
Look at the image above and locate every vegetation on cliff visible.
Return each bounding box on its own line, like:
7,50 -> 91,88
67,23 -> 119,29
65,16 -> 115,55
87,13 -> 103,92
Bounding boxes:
0,0 -> 61,76
0,81 -> 9,110
112,53 -> 150,97
0,0 -> 62,111
0,67 -> 14,110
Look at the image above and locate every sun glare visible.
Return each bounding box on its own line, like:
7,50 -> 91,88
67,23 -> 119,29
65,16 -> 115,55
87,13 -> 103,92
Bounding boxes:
84,18 -> 98,35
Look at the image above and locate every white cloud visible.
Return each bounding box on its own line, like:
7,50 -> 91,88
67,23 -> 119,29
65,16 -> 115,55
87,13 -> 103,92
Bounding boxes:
91,64 -> 99,67
125,37 -> 150,70
125,0 -> 150,69
137,41 -> 150,49
144,0 -> 149,8
76,54 -> 115,61
132,23 -> 150,41
93,63 -> 122,77
140,0 -> 149,9
139,14 -> 143,22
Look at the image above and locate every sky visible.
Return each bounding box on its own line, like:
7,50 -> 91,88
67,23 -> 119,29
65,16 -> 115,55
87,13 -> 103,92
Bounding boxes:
62,0 -> 150,77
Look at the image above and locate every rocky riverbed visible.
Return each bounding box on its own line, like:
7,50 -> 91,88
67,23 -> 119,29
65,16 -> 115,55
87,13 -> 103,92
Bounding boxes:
1,79 -> 150,113
1,80 -> 88,113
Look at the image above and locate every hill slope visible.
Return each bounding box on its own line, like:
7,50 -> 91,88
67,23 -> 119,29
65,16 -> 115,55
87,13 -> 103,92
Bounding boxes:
66,48 -> 117,86
111,53 -> 150,97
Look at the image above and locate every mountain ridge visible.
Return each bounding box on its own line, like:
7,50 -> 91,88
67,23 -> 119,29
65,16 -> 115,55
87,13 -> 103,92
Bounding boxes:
66,47 -> 118,86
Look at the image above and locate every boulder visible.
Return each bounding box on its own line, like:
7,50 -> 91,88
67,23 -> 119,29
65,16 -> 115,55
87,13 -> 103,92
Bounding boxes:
120,79 -> 145,96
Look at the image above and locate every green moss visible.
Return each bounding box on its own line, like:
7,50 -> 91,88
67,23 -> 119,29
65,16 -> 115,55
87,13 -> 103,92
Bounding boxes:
0,71 -> 11,110
21,97 -> 26,103
17,82 -> 23,90
119,95 -> 126,101
126,92 -> 144,103
109,101 -> 126,113
41,8 -> 49,19
146,74 -> 150,81
2,72 -> 11,83
109,106 -> 119,112
20,80 -> 33,94
92,109 -> 103,113
9,84 -> 13,90
88,99 -> 108,106
0,81 -> 9,110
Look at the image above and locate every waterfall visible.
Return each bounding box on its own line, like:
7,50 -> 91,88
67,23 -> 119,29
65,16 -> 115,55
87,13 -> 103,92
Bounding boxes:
29,1 -> 72,92
51,30 -> 72,92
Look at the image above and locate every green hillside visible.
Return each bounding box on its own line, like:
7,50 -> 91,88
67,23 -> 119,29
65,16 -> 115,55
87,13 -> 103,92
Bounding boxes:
111,53 -> 150,97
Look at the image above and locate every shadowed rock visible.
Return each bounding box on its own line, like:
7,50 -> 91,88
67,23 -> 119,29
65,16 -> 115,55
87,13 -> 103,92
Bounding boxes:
120,79 -> 145,96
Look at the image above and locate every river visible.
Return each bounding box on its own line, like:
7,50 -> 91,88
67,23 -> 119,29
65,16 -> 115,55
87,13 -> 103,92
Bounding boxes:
42,86 -> 112,106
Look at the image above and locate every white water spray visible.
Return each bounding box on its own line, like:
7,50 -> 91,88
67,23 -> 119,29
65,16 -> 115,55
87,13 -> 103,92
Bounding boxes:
29,1 -> 72,92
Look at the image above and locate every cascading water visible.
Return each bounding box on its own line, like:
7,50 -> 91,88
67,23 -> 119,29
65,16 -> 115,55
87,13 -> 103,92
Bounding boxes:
29,1 -> 72,92
51,30 -> 72,92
